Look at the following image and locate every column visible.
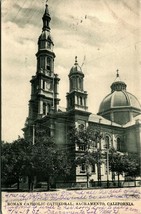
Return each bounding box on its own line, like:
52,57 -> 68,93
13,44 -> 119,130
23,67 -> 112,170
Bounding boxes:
77,77 -> 79,90
38,100 -> 43,114
44,56 -> 47,70
51,58 -> 54,74
129,111 -> 133,121
40,79 -> 43,89
46,104 -> 48,115
85,97 -> 87,107
75,95 -> 77,105
82,79 -> 84,90
111,112 -> 114,122
77,96 -> 79,105
84,98 -> 86,107
82,97 -> 84,106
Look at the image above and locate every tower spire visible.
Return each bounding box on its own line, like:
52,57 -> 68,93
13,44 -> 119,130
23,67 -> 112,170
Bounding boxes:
27,2 -> 60,123
42,2 -> 51,31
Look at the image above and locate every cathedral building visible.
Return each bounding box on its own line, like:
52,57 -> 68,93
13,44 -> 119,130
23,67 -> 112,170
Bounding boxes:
23,4 -> 141,187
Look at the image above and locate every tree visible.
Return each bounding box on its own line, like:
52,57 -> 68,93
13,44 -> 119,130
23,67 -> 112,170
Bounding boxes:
1,138 -> 32,190
2,129 -> 71,191
33,127 -> 71,190
11,138 -> 33,190
123,153 -> 140,181
109,149 -> 125,187
69,126 -> 104,187
109,149 -> 140,187
1,141 -> 15,187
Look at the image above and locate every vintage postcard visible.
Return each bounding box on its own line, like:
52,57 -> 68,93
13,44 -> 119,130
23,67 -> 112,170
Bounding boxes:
2,0 -> 141,213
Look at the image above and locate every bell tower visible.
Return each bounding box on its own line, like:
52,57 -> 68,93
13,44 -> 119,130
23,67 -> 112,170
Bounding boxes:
27,4 -> 60,124
66,56 -> 88,111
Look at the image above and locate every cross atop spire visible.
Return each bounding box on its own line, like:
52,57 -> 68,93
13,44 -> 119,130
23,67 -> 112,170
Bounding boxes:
116,69 -> 119,77
44,2 -> 50,16
75,56 -> 78,65
115,69 -> 121,82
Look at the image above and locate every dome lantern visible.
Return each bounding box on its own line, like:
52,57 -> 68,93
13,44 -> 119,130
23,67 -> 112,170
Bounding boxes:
69,56 -> 84,77
111,70 -> 127,92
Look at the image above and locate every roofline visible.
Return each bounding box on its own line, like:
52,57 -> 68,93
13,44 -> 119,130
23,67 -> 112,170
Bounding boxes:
98,106 -> 141,115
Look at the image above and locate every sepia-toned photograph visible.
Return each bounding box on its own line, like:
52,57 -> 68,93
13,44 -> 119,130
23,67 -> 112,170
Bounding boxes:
2,0 -> 141,213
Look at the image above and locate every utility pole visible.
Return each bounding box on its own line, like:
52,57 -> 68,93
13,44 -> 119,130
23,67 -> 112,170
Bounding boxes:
30,124 -> 35,191
106,149 -> 109,188
33,124 -> 35,145
52,53 -> 55,111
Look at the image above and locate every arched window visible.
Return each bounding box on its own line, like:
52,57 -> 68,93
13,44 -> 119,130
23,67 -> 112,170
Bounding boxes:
77,96 -> 79,105
40,41 -> 45,49
117,138 -> 121,151
78,124 -> 85,130
70,78 -> 73,90
43,103 -> 46,115
43,81 -> 45,90
78,77 -> 82,90
92,164 -> 95,173
80,164 -> 85,173
47,57 -> 51,71
40,57 -> 45,69
47,104 -> 50,114
105,136 -> 110,149
80,97 -> 83,105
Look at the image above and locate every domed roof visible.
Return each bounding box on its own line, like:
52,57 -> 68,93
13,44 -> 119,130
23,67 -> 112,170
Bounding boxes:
99,91 -> 141,113
98,71 -> 141,125
69,56 -> 84,76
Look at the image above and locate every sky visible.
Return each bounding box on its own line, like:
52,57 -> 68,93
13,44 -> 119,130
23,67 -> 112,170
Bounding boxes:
2,0 -> 141,142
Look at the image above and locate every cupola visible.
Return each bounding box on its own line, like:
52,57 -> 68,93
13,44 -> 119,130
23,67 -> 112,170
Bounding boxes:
69,56 -> 84,77
111,70 -> 127,92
